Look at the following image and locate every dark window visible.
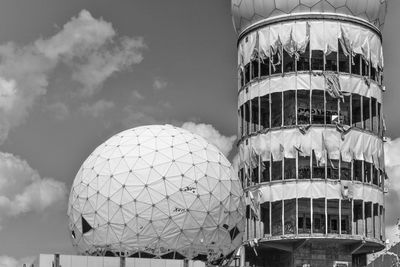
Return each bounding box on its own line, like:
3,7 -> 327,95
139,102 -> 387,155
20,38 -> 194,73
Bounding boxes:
298,154 -> 311,179
352,54 -> 361,75
271,201 -> 282,236
298,198 -> 311,234
341,159 -> 351,181
364,162 -> 372,184
261,161 -> 270,182
326,93 -> 339,124
239,168 -> 245,188
239,106 -> 244,137
297,43 -> 310,72
271,159 -> 282,181
244,63 -> 251,84
352,95 -> 362,128
244,101 -> 250,135
341,200 -> 352,234
312,151 -> 325,179
297,90 -> 310,125
373,166 -> 379,186
284,199 -> 296,234
251,98 -> 259,133
82,216 -> 93,234
339,42 -> 350,73
260,95 -> 270,130
283,50 -> 295,73
354,200 -> 364,235
311,90 -> 325,124
372,98 -> 378,134
365,202 -> 372,237
362,57 -> 369,77
251,59 -> 259,80
378,103 -> 382,136
340,95 -> 351,125
363,96 -> 371,131
354,160 -> 363,182
261,202 -> 270,235
328,199 -> 339,234
371,66 -> 377,82
240,70 -> 244,87
271,50 -> 282,75
313,198 -> 325,234
284,90 -> 296,125
284,158 -> 296,180
325,51 -> 338,72
252,165 -> 259,184
271,92 -> 282,128
311,50 -> 324,71
260,57 -> 270,77
327,159 -> 339,180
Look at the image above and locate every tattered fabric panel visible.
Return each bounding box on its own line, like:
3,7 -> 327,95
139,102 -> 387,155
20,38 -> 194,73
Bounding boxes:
239,128 -> 384,170
250,180 -> 384,205
238,73 -> 383,106
238,20 -> 383,68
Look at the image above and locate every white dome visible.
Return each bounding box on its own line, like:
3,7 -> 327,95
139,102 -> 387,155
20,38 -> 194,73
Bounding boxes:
232,0 -> 388,35
67,125 -> 245,264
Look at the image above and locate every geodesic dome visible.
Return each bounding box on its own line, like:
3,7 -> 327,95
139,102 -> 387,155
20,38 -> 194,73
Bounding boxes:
67,125 -> 245,264
232,0 -> 388,34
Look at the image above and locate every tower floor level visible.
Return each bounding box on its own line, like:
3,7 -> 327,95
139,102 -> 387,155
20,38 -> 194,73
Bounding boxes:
232,0 -> 388,266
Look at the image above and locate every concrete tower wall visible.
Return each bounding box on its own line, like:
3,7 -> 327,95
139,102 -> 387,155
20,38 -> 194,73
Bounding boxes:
233,1 -> 388,266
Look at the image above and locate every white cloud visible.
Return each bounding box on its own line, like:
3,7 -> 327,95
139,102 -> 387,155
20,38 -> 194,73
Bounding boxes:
122,105 -> 157,128
131,90 -> 144,100
0,9 -> 145,144
0,255 -> 34,267
80,99 -> 115,118
45,102 -> 70,120
181,122 -> 237,156
153,77 -> 168,90
0,152 -> 66,226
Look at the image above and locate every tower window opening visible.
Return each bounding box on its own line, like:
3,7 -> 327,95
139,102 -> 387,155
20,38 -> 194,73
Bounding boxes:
338,42 -> 350,73
353,160 -> 363,182
326,93 -> 339,125
260,95 -> 270,130
297,90 -> 310,125
371,65 -> 377,82
365,202 -> 373,237
260,56 -> 270,77
261,161 -> 270,182
251,98 -> 259,133
311,50 -> 324,71
327,159 -> 339,180
297,43 -> 310,72
298,198 -> 311,234
298,154 -> 311,179
312,150 -> 325,179
271,49 -> 282,75
363,96 -> 371,131
340,95 -> 351,125
372,166 -> 379,186
284,157 -> 296,180
239,106 -> 244,137
283,50 -> 295,73
313,198 -> 325,234
372,98 -> 378,134
284,199 -> 296,234
325,51 -> 338,72
340,159 -> 351,181
362,57 -> 369,77
327,199 -> 339,234
251,165 -> 259,185
261,202 -> 270,235
284,90 -> 296,126
271,92 -> 282,128
352,94 -> 362,128
311,90 -> 325,125
354,200 -> 364,236
244,63 -> 251,84
244,101 -> 250,136
251,59 -> 259,80
341,200 -> 352,235
373,203 -> 379,239
271,201 -> 283,236
364,162 -> 372,184
352,54 -> 361,75
271,158 -> 282,181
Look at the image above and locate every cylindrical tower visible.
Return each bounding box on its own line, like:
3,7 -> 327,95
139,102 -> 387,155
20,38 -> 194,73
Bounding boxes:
232,1 -> 388,266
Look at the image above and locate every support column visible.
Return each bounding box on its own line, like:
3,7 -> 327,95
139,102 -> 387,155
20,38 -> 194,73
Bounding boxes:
240,246 -> 246,267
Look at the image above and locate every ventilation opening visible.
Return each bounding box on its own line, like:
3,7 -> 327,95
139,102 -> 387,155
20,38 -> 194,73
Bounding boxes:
229,226 -> 240,240
82,216 -> 93,234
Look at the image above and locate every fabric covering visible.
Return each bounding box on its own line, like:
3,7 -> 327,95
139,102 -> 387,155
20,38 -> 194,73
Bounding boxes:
68,125 -> 245,263
238,21 -> 383,69
239,127 -> 384,170
238,73 -> 382,106
246,180 -> 384,205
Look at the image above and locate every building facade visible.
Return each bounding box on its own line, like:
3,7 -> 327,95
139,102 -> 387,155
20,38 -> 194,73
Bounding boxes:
233,1 -> 388,266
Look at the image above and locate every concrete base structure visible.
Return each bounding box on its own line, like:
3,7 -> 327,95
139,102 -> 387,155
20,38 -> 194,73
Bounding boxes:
28,254 -> 207,267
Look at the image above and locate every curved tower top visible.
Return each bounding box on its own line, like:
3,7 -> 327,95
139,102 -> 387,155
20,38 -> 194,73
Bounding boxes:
232,0 -> 388,35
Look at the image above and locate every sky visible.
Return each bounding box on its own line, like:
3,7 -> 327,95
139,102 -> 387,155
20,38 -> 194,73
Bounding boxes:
0,0 -> 399,265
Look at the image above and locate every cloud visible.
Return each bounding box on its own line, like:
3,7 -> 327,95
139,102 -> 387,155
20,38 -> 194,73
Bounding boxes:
384,137 -> 400,245
80,99 -> 115,118
0,255 -> 34,267
0,9 -> 145,143
181,122 -> 237,156
122,105 -> 158,128
45,102 -> 70,120
153,77 -> 168,90
131,90 -> 144,100
0,152 -> 66,227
